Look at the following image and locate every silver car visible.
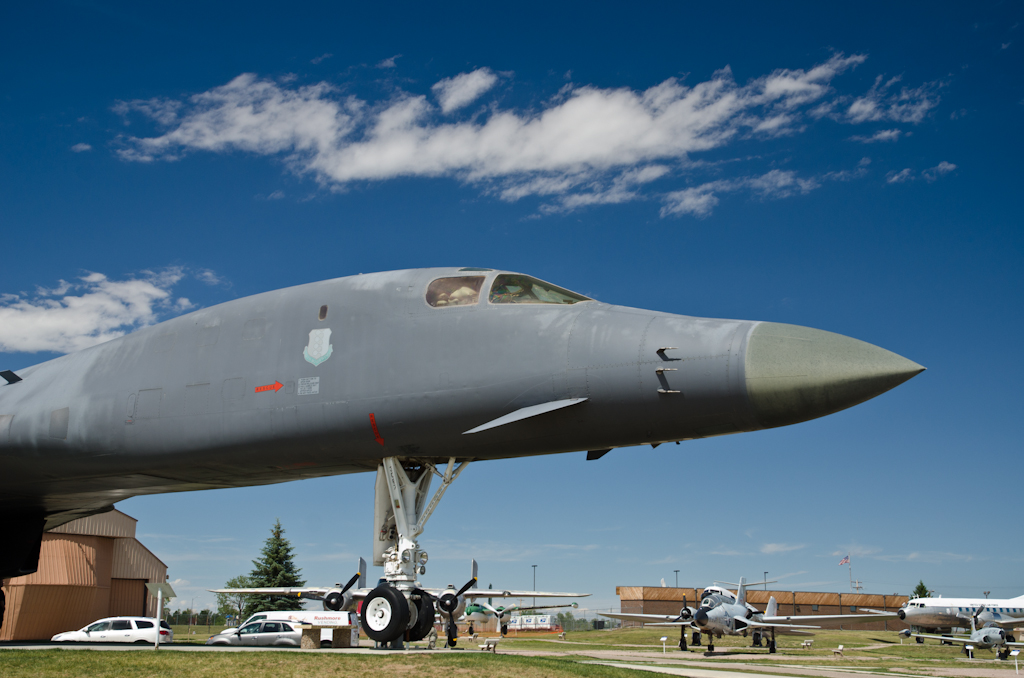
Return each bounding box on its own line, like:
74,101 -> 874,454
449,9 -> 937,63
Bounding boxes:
206,620 -> 301,647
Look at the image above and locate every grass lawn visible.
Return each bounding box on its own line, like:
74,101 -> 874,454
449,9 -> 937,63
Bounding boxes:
0,650 -> 651,678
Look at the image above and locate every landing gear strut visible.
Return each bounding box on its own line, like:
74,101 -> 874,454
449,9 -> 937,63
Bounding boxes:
768,628 -> 777,654
363,457 -> 469,647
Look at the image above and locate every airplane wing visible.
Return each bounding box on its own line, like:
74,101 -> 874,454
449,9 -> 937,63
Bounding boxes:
986,618 -> 1024,629
210,586 -> 333,598
736,616 -> 819,630
455,589 -> 589,599
761,611 -> 896,625
912,633 -> 971,645
599,612 -> 691,626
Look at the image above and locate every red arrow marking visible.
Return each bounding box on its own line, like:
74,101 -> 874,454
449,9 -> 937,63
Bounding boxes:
255,381 -> 283,394
369,413 -> 384,446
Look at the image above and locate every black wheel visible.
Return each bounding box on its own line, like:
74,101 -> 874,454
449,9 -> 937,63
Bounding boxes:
407,589 -> 435,642
769,640 -> 776,653
501,623 -> 508,636
134,639 -> 149,644
360,585 -> 410,643
915,636 -> 924,644
692,631 -> 701,646
708,642 -> 714,652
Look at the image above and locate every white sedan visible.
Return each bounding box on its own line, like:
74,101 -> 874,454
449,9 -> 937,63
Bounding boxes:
52,617 -> 174,643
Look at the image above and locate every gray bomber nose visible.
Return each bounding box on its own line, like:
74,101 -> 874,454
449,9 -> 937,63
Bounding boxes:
744,322 -> 925,429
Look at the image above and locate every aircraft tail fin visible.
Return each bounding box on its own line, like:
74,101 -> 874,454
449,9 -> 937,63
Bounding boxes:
766,596 -> 778,617
735,577 -> 748,605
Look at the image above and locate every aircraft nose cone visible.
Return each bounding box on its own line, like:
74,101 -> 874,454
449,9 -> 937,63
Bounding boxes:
745,322 -> 925,429
694,608 -> 709,627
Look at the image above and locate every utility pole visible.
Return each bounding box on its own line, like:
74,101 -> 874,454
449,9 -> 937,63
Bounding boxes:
532,565 -> 537,608
764,572 -> 768,591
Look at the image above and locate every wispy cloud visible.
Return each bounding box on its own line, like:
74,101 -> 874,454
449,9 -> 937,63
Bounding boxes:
0,267 -> 224,354
110,53 -> 942,217
70,142 -> 93,152
376,54 -> 401,69
432,68 -> 499,113
886,168 -> 914,184
923,160 -> 957,181
849,128 -> 903,143
310,53 -> 332,65
761,543 -> 806,554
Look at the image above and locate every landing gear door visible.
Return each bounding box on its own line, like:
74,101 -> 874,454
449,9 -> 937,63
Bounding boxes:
373,465 -> 396,567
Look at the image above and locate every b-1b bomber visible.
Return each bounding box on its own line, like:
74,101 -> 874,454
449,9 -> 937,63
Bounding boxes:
0,267 -> 924,643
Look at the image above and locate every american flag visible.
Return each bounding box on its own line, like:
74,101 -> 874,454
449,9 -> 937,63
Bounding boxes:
838,555 -> 850,565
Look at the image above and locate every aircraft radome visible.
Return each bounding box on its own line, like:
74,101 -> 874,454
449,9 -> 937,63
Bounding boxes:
0,267 -> 925,641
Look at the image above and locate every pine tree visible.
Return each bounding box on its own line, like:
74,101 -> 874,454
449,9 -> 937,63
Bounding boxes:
912,580 -> 929,599
244,519 -> 305,616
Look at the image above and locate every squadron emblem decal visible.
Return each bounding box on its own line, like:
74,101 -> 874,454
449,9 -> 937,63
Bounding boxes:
303,328 -> 333,367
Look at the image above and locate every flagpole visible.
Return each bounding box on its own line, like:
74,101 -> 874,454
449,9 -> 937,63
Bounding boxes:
849,557 -> 853,593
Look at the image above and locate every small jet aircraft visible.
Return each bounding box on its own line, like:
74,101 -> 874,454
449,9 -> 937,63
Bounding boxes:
212,559 -> 585,648
899,593 -> 1024,643
1,267 -> 925,638
601,577 -> 895,653
906,605 -> 1024,660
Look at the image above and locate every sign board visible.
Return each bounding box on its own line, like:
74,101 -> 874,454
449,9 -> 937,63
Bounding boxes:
145,582 -> 177,599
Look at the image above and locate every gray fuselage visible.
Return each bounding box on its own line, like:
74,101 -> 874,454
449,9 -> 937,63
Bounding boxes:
0,268 -> 923,534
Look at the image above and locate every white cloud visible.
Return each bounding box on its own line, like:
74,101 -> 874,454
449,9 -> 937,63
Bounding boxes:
70,143 -> 92,152
113,54 -> 938,216
761,543 -> 806,554
845,75 -> 941,124
0,267 -> 221,354
661,169 -> 819,218
376,54 -> 401,69
432,68 -> 499,113
849,128 -> 902,143
923,160 -> 956,181
824,157 -> 871,181
266,190 -> 285,200
310,53 -> 332,65
886,168 -> 914,183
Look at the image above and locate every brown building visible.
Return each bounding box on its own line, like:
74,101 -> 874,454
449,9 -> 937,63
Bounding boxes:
616,586 -> 909,631
1,510 -> 167,641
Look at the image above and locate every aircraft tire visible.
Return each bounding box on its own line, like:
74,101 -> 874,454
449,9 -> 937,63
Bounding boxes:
708,642 -> 714,652
915,636 -> 924,644
360,585 -> 409,643
406,589 -> 435,642
692,631 -> 701,645
769,640 -> 776,653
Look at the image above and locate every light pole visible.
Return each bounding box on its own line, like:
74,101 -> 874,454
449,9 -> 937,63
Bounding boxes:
532,565 -> 537,608
764,572 -> 768,591
674,570 -> 679,588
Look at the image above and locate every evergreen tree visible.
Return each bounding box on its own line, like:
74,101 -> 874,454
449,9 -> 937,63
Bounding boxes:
244,519 -> 305,617
912,580 -> 930,599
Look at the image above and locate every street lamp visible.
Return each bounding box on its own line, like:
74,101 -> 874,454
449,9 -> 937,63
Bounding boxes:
674,570 -> 679,588
532,565 -> 537,607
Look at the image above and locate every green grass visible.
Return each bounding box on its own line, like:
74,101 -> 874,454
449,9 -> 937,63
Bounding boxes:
0,650 -> 654,678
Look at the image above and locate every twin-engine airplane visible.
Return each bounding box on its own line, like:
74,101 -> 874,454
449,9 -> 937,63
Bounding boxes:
601,577 -> 895,653
899,594 -> 1024,645
0,267 -> 924,642
907,605 -> 1024,660
213,559 -> 582,647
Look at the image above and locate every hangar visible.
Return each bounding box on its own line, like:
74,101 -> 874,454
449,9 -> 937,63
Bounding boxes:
616,585 -> 909,631
1,510 -> 167,641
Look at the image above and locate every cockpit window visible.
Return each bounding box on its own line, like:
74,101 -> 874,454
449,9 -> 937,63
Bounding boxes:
426,277 -> 484,307
489,274 -> 590,305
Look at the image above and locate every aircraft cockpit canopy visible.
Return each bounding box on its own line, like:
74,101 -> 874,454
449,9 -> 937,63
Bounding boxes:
426,276 -> 485,307
489,274 -> 590,305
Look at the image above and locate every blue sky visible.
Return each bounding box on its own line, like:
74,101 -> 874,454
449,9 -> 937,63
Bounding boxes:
1,1 -> 1022,613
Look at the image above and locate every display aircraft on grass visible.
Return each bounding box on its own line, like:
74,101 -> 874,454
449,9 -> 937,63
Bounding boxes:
462,601 -> 579,636
213,559 -> 584,647
899,594 -> 1024,643
601,577 -> 896,653
0,267 -> 924,643
907,605 -> 1024,660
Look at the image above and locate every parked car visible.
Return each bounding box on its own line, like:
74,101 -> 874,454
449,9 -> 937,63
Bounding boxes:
206,620 -> 302,646
51,617 -> 173,643
208,611 -> 355,647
